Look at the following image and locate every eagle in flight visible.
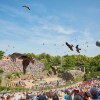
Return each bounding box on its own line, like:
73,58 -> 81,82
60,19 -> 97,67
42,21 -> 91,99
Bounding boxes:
9,53 -> 35,74
76,45 -> 81,53
65,42 -> 74,51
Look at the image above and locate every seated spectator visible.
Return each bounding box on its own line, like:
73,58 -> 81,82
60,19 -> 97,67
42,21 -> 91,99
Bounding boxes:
83,92 -> 91,100
64,89 -> 72,100
90,88 -> 99,100
32,93 -> 38,100
38,92 -> 47,100
6,95 -> 12,100
74,94 -> 83,100
52,93 -> 59,100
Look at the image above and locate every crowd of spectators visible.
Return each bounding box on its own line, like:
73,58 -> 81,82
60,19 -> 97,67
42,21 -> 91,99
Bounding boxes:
0,79 -> 100,100
32,80 -> 66,91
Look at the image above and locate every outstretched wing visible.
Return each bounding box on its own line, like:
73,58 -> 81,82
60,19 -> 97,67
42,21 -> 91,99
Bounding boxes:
76,45 -> 81,53
22,5 -> 30,10
66,42 -> 74,51
19,55 -> 35,64
51,66 -> 57,75
9,52 -> 23,62
76,45 -> 78,49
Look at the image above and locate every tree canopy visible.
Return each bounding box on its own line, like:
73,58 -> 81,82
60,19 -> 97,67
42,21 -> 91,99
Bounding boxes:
0,50 -> 5,60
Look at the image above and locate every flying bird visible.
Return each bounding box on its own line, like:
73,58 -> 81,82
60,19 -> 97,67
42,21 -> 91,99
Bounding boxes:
96,41 -> 100,47
9,53 -> 35,74
9,52 -> 22,62
51,66 -> 57,75
76,45 -> 81,53
19,55 -> 35,74
65,42 -> 74,51
22,5 -> 30,10
47,73 -> 50,76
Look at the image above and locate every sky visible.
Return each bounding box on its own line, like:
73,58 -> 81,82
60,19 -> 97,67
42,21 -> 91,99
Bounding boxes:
0,0 -> 100,57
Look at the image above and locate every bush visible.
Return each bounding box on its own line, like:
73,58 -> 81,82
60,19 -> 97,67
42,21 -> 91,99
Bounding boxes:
74,76 -> 83,82
0,50 -> 5,59
0,69 -> 4,74
0,86 -> 29,92
0,77 -> 2,85
85,71 -> 100,80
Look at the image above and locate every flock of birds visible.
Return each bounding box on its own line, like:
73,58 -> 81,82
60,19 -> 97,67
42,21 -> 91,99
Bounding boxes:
3,4 -> 100,75
65,40 -> 100,53
66,42 -> 81,53
8,40 -> 100,75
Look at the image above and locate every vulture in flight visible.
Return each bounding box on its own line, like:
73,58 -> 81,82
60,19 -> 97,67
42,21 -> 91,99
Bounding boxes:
9,53 -> 35,74
22,5 -> 30,10
51,66 -> 57,75
76,45 -> 81,53
9,52 -> 22,62
65,42 -> 74,51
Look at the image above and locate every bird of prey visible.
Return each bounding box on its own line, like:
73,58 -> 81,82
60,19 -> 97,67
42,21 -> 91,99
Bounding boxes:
19,55 -> 35,74
9,52 -> 22,62
9,53 -> 35,74
48,71 -> 52,75
96,41 -> 100,47
22,5 -> 30,10
65,42 -> 74,51
51,66 -> 57,75
76,45 -> 81,53
47,73 -> 50,76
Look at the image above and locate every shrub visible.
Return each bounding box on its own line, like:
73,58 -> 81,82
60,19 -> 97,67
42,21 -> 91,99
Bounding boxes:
85,71 -> 100,80
0,69 -> 4,74
0,77 -> 2,85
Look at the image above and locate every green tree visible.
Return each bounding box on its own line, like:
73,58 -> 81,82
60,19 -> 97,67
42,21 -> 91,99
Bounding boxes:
0,50 -> 5,59
63,55 -> 75,69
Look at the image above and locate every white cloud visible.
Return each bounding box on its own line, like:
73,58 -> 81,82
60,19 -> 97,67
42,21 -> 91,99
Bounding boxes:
0,3 -> 99,57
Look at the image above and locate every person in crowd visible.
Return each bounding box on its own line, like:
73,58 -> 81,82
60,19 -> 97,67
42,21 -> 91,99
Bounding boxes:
38,92 -> 47,100
90,88 -> 99,100
6,95 -> 12,100
64,89 -> 72,100
74,94 -> 83,100
32,93 -> 38,100
83,92 -> 91,100
52,92 -> 59,100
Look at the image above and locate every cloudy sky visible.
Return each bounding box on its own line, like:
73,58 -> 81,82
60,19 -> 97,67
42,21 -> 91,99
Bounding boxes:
0,0 -> 100,56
